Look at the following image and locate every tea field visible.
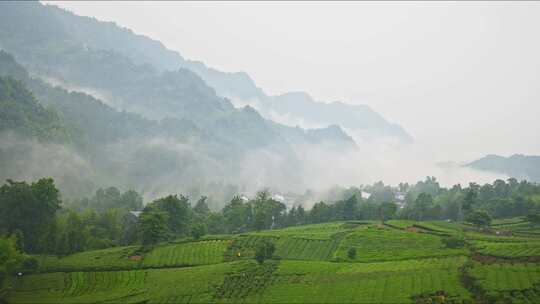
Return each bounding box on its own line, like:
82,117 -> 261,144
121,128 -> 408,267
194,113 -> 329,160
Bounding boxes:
5,220 -> 540,303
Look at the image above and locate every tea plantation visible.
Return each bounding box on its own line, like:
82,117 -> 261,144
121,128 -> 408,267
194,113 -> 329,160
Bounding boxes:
4,219 -> 540,303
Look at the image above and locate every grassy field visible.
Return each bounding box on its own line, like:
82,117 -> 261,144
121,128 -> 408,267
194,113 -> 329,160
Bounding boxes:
7,219 -> 540,303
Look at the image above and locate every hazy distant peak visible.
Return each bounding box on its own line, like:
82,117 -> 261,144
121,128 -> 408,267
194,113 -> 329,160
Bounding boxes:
276,91 -> 314,102
468,154 -> 540,182
241,105 -> 261,116
182,60 -> 265,100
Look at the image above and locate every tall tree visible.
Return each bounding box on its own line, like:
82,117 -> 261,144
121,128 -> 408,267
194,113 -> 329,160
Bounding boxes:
0,178 -> 61,253
150,195 -> 191,236
412,193 -> 433,221
139,210 -> 169,246
378,202 -> 397,224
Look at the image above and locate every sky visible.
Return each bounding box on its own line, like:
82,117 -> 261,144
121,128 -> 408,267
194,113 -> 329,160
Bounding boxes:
47,1 -> 540,163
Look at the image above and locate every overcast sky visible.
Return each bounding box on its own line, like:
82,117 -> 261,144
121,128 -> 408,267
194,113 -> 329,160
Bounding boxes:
48,1 -> 540,162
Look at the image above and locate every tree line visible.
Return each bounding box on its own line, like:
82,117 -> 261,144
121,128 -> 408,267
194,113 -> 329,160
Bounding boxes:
1,176 -> 540,282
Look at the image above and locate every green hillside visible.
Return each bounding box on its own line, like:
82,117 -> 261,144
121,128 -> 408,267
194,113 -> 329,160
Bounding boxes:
5,219 -> 540,303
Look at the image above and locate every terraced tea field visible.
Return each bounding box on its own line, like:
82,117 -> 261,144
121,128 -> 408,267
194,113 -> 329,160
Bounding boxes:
6,220 -> 540,303
142,240 -> 229,267
470,262 -> 540,303
472,240 -> 540,258
249,257 -> 471,303
35,246 -> 142,272
7,270 -> 148,303
334,225 -> 467,262
6,263 -> 233,304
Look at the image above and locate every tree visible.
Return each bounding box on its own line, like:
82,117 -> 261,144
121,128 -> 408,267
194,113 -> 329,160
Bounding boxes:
191,223 -> 207,240
151,195 -> 191,236
461,187 -> 478,219
94,187 -> 122,211
413,193 -> 433,221
378,202 -> 397,224
527,213 -> 540,224
120,190 -> 143,211
442,236 -> 465,249
0,236 -> 25,289
342,195 -> 358,220
223,196 -> 250,233
309,201 -> 332,223
296,205 -> 306,225
466,210 -> 492,228
252,191 -> 286,231
139,210 -> 169,246
62,211 -> 87,254
0,178 -> 61,253
206,212 -> 227,234
254,240 -> 275,265
193,196 -> 210,219
347,247 -> 357,260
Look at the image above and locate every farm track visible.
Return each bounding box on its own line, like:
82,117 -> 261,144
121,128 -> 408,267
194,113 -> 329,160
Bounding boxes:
471,253 -> 540,264
33,262 -> 206,274
459,261 -> 489,304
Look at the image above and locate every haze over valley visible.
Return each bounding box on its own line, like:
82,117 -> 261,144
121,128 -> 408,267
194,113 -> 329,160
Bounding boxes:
2,1 -> 537,205
2,2 -> 540,304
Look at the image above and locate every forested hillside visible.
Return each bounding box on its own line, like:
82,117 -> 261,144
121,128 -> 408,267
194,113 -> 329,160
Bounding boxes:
0,76 -> 69,142
0,30 -> 354,201
0,1 -> 409,144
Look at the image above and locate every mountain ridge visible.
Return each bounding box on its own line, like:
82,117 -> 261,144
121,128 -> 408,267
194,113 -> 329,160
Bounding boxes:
1,1 -> 410,143
467,154 -> 540,182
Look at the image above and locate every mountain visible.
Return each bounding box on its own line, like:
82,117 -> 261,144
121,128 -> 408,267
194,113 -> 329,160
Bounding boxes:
182,60 -> 412,143
467,154 -> 540,182
0,2 -> 353,149
0,1 -> 358,202
0,1 -> 409,144
260,92 -> 412,143
0,75 -> 69,142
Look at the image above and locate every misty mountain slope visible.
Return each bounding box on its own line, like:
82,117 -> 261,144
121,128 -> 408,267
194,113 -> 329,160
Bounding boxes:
467,154 -> 540,182
0,1 -> 408,145
182,60 -> 266,100
0,50 -> 204,150
271,122 -> 356,148
0,49 -> 353,201
262,92 -> 412,143
0,76 -> 69,142
0,51 -> 238,198
0,1 -> 357,154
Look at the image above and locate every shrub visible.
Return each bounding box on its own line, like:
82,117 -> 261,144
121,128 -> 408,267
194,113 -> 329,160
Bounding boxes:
442,236 -> 465,249
255,240 -> 275,264
191,223 -> 207,240
466,210 -> 492,227
347,247 -> 357,259
20,256 -> 39,272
